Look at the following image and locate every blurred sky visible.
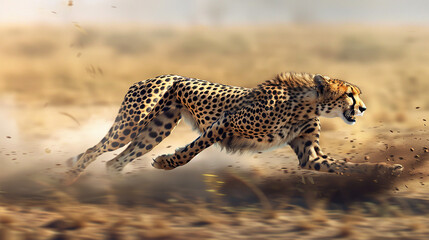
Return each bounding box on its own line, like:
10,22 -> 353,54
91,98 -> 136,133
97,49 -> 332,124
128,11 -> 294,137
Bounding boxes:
0,0 -> 429,25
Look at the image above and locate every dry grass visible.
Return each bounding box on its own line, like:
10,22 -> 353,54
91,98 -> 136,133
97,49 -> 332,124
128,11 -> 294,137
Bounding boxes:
1,25 -> 429,112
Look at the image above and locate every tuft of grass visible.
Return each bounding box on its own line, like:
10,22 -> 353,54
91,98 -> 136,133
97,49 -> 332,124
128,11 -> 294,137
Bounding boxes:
227,172 -> 276,219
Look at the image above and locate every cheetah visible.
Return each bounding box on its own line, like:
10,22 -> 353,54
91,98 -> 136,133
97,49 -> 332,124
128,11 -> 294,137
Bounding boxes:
66,72 -> 403,183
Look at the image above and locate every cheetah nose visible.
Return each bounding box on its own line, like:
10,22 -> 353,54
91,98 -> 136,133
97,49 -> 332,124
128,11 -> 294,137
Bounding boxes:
359,106 -> 366,113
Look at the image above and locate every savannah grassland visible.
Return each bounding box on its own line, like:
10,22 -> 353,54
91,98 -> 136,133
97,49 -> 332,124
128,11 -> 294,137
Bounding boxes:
1,25 -> 429,239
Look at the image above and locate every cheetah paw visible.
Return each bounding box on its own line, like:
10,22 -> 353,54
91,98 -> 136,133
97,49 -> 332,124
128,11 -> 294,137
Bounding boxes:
390,164 -> 403,176
152,154 -> 176,170
376,163 -> 403,177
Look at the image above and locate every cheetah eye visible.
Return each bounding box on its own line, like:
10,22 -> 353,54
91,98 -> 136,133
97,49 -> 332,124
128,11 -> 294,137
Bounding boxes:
346,93 -> 353,98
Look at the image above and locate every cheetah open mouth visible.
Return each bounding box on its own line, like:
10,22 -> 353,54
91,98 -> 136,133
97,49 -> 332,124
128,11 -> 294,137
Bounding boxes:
343,110 -> 356,123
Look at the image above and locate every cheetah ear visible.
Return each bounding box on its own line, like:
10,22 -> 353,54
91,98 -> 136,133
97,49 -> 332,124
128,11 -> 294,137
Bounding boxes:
314,75 -> 325,97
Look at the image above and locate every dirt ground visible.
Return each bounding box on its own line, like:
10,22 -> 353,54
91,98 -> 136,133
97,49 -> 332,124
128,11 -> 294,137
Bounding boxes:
1,25 -> 429,239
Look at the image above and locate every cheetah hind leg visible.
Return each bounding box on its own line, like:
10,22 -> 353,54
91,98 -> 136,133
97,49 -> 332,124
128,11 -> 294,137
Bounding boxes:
105,109 -> 181,175
64,79 -> 179,184
64,113 -> 140,185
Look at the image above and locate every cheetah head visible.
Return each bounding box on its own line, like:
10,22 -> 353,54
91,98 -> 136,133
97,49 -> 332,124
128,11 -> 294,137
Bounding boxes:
314,75 -> 366,125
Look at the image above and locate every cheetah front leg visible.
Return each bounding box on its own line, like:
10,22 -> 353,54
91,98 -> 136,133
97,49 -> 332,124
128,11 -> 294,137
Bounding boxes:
289,119 -> 403,176
152,116 -> 232,170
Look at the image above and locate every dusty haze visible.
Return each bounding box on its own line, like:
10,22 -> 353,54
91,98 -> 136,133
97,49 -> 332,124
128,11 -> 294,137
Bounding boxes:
0,1 -> 429,239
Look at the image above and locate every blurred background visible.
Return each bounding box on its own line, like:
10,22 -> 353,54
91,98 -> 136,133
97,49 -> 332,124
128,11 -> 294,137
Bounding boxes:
1,1 -> 429,239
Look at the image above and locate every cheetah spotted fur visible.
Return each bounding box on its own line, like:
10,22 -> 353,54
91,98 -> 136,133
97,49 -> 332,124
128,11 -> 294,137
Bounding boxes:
66,72 -> 403,183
